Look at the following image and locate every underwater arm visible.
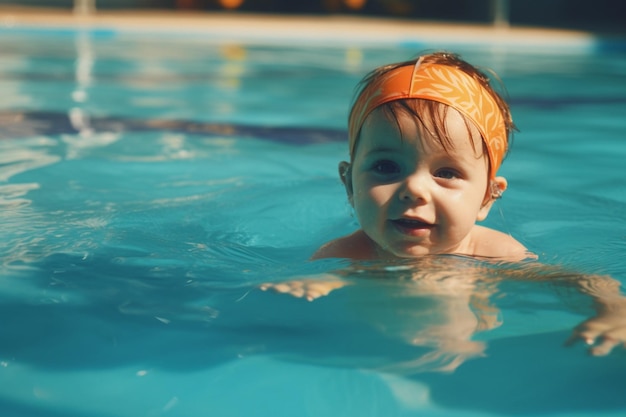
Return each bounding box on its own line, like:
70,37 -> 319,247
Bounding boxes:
489,262 -> 626,356
566,274 -> 626,356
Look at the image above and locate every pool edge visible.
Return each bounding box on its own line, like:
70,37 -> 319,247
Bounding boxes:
0,6 -> 619,51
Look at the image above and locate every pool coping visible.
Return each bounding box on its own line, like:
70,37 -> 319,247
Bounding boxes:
0,5 -> 613,51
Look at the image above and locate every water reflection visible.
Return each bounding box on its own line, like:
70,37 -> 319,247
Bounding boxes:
261,256 -> 626,373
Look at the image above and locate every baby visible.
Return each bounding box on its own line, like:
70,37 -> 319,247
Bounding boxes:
313,51 -> 532,261
261,52 -> 626,358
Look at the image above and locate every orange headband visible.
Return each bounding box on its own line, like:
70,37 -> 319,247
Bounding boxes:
348,60 -> 508,179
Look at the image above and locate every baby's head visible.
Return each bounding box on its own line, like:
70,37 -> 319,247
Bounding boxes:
347,52 -> 515,181
339,52 -> 517,257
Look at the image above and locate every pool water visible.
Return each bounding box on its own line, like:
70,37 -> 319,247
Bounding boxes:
1,26 -> 625,417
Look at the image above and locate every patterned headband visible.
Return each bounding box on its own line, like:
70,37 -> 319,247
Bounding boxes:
348,59 -> 508,179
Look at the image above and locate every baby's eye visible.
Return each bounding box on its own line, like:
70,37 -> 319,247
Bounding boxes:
371,160 -> 401,175
435,168 -> 460,179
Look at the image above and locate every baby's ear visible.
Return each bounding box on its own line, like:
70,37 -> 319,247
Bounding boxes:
477,177 -> 507,221
338,161 -> 353,203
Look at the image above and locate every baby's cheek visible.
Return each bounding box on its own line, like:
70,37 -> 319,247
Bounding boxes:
354,195 -> 379,224
361,192 -> 384,215
365,183 -> 391,201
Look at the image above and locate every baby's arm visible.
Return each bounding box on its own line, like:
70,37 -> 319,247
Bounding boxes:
507,264 -> 626,356
566,275 -> 626,356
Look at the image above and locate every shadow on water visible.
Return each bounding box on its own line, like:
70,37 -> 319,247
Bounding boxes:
0,398 -> 117,417
0,110 -> 346,145
1,250 -> 626,416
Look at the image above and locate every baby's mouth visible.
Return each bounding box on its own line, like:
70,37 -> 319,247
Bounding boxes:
391,218 -> 434,230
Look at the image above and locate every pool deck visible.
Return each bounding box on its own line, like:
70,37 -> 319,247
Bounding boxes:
0,5 -> 604,49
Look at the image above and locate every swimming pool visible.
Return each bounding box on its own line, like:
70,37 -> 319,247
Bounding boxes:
1,18 -> 625,417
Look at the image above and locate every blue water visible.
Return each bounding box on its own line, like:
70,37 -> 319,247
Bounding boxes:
0,27 -> 625,417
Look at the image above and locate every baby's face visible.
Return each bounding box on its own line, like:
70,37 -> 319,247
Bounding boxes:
346,106 -> 492,258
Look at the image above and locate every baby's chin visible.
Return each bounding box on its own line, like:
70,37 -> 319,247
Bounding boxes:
376,243 -> 443,259
374,237 -> 475,260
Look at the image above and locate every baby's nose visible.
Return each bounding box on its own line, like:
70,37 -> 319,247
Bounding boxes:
399,172 -> 431,203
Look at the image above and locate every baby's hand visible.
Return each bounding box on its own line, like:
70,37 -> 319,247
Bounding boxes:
566,274 -> 626,356
259,276 -> 347,301
567,313 -> 626,356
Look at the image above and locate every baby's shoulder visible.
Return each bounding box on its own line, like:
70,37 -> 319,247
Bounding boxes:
311,230 -> 375,260
471,225 -> 535,261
